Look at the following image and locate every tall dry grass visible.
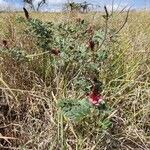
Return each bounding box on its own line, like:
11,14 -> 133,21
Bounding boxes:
0,11 -> 150,149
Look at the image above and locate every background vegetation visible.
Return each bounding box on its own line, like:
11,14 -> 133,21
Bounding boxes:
0,9 -> 150,150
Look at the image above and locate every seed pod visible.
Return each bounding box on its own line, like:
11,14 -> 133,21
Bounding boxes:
103,6 -> 109,20
23,7 -> 29,20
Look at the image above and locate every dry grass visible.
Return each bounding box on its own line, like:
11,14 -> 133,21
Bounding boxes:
0,11 -> 150,150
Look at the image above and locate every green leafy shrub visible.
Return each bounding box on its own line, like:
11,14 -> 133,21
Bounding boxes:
58,97 -> 113,132
58,98 -> 91,122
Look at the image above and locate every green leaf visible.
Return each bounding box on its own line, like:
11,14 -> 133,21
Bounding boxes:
98,51 -> 108,61
58,99 -> 91,122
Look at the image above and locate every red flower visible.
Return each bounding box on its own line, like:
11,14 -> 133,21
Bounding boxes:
88,92 -> 103,106
88,40 -> 95,51
2,40 -> 9,49
87,78 -> 104,106
51,48 -> 61,56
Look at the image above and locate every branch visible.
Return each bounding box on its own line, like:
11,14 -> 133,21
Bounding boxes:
104,5 -> 109,20
99,6 -> 109,49
37,0 -> 46,11
111,7 -> 130,38
119,5 -> 129,14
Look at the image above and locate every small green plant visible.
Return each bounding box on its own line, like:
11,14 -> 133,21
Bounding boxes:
58,97 -> 113,133
26,18 -> 54,81
99,118 -> 113,130
0,47 -> 28,62
58,98 -> 91,122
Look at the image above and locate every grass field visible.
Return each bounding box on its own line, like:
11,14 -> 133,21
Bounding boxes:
0,10 -> 150,150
